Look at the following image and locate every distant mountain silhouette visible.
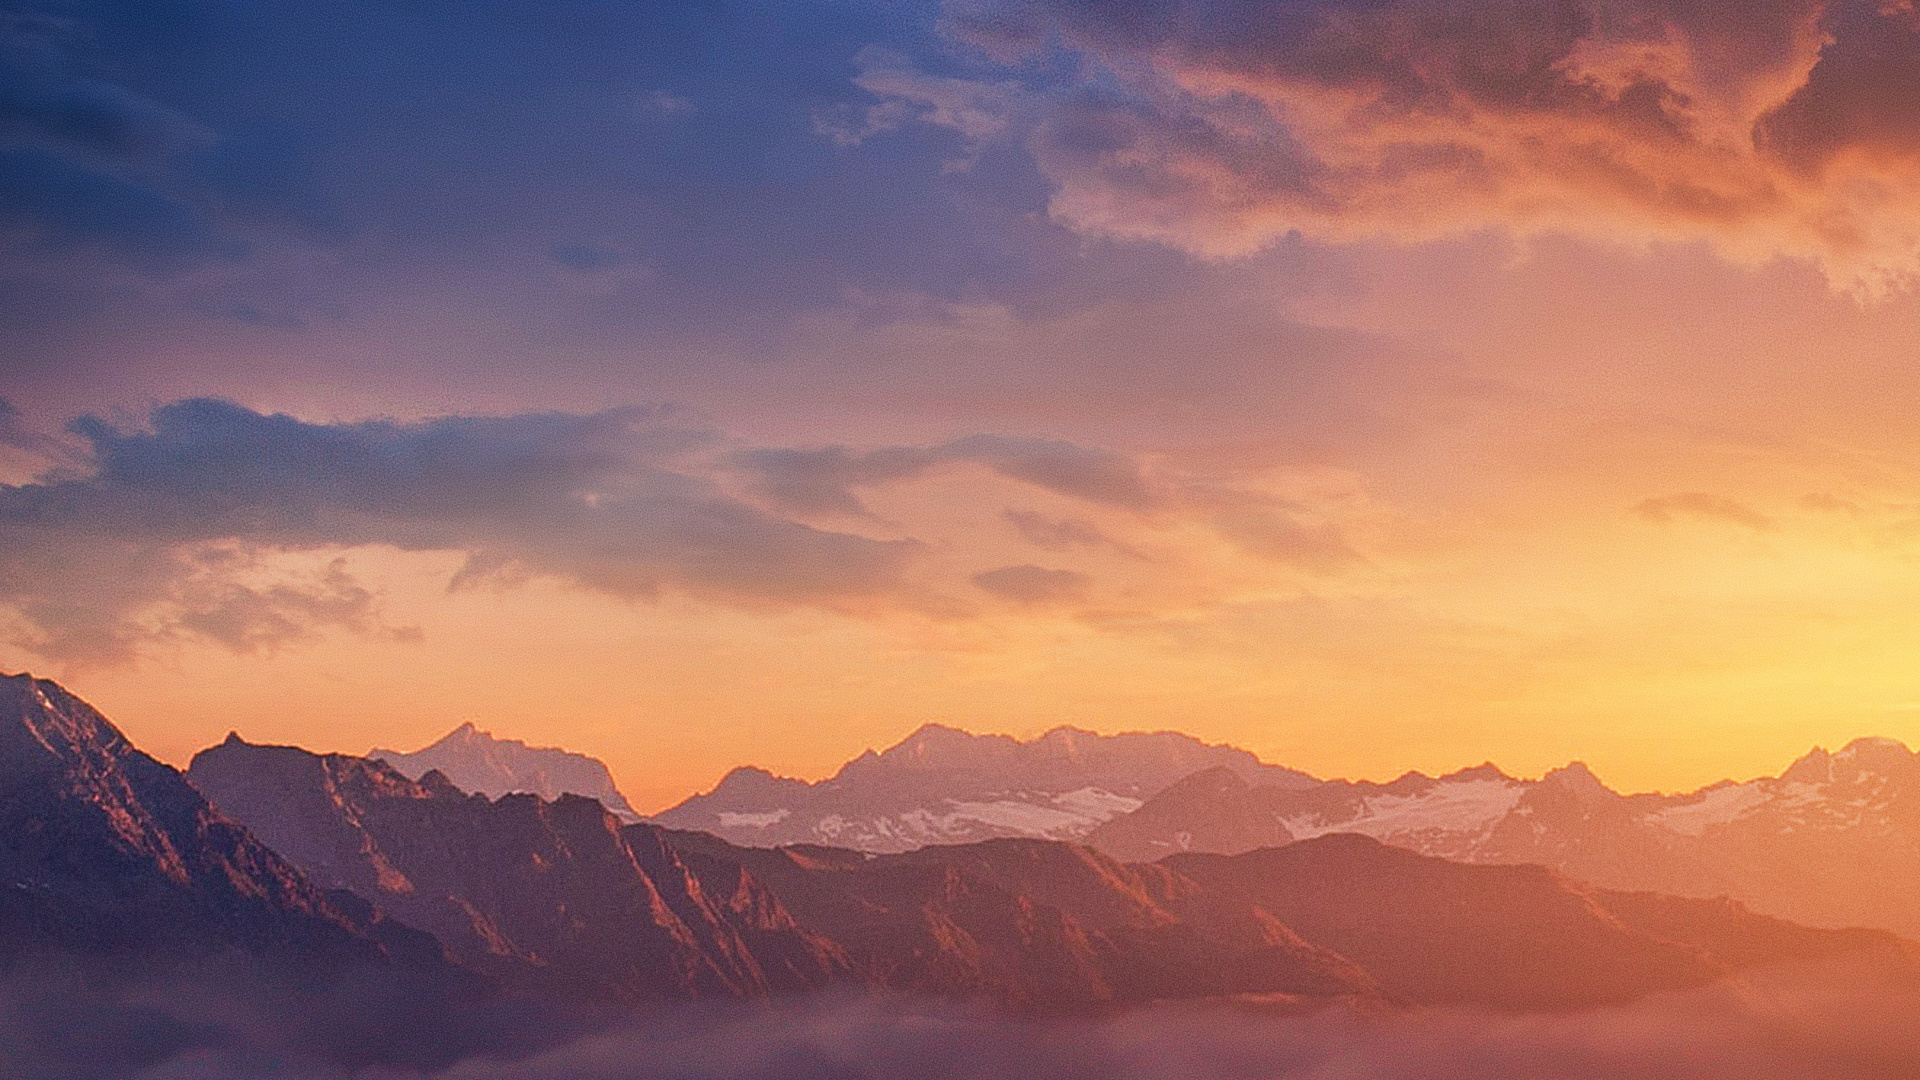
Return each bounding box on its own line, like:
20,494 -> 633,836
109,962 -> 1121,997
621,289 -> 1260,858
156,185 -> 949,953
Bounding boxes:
0,672 -> 446,976
1084,738 -> 1920,938
651,723 -> 1316,851
373,722 -> 642,822
189,737 -> 849,1001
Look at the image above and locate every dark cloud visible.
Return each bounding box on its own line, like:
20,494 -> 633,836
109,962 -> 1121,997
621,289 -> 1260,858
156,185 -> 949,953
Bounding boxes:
0,399 -> 916,662
737,435 -> 1157,517
0,148 -> 237,266
0,398 -> 43,452
972,563 -> 1090,603
896,0 -> 1920,292
1756,2 -> 1920,173
1633,492 -> 1776,530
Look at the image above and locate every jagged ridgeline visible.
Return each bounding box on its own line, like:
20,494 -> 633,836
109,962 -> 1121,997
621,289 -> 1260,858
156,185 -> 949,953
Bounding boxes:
662,722 -> 1920,939
6,670 -> 1918,1021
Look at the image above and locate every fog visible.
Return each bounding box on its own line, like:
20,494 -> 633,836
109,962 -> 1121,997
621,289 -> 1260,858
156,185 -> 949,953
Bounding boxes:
7,954 -> 1919,1080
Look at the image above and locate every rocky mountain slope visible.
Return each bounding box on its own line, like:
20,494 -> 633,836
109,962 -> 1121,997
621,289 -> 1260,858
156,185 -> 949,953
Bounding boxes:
0,673 -> 443,975
10,673 -> 1916,1017
372,722 -> 642,822
650,723 -> 1316,851
668,829 -> 1914,1011
188,737 -> 849,1001
664,830 -> 1380,1009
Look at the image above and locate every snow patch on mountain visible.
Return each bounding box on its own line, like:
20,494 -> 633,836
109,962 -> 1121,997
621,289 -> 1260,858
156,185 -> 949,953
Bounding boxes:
1281,778 -> 1526,845
652,723 -> 1300,851
1647,782 -> 1771,836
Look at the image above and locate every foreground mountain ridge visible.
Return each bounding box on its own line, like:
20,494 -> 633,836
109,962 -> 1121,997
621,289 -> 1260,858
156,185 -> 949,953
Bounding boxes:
0,672 -> 448,976
189,735 -> 849,1001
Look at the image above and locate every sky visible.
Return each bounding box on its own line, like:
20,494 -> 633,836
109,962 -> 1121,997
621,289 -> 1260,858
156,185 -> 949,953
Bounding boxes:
8,0 -> 1920,811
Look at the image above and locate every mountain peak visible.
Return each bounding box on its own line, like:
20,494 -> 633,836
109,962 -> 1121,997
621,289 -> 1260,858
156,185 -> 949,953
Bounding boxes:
371,722 -> 642,821
1780,745 -> 1833,783
1543,760 -> 1607,788
1442,762 -> 1512,782
1837,735 -> 1913,758
1832,735 -> 1917,777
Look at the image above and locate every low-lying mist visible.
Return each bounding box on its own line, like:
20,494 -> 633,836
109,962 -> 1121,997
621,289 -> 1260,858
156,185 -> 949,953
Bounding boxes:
6,954 -> 1919,1080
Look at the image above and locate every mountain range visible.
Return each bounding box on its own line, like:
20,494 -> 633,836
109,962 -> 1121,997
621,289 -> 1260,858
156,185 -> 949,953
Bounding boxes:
6,670 -> 1917,1023
650,722 -> 1316,851
661,723 -> 1920,940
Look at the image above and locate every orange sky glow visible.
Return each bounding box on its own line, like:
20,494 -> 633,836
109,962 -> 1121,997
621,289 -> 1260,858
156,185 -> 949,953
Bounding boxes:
11,0 -> 1920,812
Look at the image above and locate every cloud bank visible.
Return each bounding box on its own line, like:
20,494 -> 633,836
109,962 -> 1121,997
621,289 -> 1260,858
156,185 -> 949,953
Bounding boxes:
8,956 -> 1920,1080
0,399 -> 916,662
2,399 -> 1363,664
848,0 -> 1920,292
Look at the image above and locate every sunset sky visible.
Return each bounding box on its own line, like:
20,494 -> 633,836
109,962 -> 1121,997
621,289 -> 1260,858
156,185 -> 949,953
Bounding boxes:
9,0 -> 1920,810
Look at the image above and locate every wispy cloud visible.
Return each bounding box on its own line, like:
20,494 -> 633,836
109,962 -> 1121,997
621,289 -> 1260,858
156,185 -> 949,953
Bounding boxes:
1633,492 -> 1776,531
735,434 -> 1159,517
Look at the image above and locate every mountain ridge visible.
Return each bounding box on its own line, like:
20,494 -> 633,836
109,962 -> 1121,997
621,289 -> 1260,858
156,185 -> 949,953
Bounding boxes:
652,722 -> 1317,851
188,734 -> 851,1002
0,672 -> 452,978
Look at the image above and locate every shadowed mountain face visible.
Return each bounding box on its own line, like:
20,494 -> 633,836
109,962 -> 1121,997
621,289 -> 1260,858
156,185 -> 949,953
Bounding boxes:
1165,836 -> 1717,1010
0,673 -> 442,974
661,830 -> 1914,1012
651,723 -> 1317,852
1085,740 -> 1920,938
373,722 -> 642,822
662,831 -> 1381,1010
187,738 -> 850,1002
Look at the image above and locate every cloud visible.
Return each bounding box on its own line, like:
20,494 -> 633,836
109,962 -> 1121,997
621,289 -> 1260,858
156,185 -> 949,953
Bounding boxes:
972,563 -> 1092,604
830,0 -> 1920,293
1198,488 -> 1368,572
8,955 -> 1920,1080
0,149 -> 238,266
0,399 -> 917,662
0,400 -> 1387,663
1633,492 -> 1776,530
0,398 -> 43,453
735,435 -> 1157,517
1003,509 -> 1136,555
172,554 -> 420,654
